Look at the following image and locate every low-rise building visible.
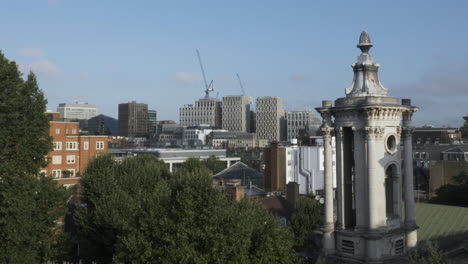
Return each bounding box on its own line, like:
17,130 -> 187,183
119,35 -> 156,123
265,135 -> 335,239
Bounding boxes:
262,139 -> 336,194
210,131 -> 268,149
413,127 -> 463,145
109,148 -> 240,173
43,121 -> 110,186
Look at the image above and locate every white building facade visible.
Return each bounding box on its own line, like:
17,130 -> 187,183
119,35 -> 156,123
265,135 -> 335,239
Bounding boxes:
285,140 -> 336,195
255,96 -> 285,142
57,102 -> 97,121
179,98 -> 222,128
316,31 -> 418,262
222,95 -> 252,132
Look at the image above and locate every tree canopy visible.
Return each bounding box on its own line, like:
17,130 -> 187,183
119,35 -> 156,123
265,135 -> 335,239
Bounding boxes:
430,171 -> 468,207
289,194 -> 322,249
73,155 -> 298,263
0,51 -> 67,263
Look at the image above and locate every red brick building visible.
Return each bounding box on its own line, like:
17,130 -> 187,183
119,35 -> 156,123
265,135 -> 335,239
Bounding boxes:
42,121 -> 110,186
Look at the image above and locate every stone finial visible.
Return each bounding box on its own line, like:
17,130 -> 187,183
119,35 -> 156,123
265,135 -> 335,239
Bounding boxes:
357,31 -> 373,53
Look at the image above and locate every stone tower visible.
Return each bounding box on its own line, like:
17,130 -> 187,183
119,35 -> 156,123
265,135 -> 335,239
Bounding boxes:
316,31 -> 418,263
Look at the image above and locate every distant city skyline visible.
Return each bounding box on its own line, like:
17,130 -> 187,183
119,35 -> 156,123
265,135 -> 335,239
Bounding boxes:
1,0 -> 467,127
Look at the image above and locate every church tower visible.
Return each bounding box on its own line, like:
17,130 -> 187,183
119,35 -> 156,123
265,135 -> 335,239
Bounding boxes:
316,31 -> 418,263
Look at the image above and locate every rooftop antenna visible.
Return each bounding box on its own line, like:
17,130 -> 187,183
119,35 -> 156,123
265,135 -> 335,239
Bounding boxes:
236,73 -> 245,95
196,49 -> 214,99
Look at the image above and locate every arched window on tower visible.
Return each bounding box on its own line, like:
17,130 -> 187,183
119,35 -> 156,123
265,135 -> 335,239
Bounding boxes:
385,165 -> 396,217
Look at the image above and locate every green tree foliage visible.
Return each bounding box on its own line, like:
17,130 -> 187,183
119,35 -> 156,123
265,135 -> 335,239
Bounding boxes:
430,171 -> 468,207
74,155 -> 298,263
289,194 -> 322,249
0,51 -> 67,263
203,155 -> 226,175
408,246 -> 446,264
180,156 -> 226,175
460,123 -> 468,140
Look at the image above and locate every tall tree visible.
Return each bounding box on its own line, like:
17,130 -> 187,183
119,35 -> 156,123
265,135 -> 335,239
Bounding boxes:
74,155 -> 298,263
289,194 -> 322,249
0,51 -> 67,263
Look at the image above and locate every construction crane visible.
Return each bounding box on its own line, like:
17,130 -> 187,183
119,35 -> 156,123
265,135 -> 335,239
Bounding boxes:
236,73 -> 245,95
196,49 -> 214,99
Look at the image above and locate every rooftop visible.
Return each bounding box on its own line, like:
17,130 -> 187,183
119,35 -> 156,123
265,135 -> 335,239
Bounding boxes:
416,203 -> 468,243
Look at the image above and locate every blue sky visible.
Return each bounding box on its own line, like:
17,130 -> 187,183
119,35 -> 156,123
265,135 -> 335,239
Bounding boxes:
1,0 -> 468,126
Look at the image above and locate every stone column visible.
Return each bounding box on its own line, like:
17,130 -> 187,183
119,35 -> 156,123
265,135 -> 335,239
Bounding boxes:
335,127 -> 345,229
365,126 -> 384,230
403,126 -> 417,248
322,126 -> 335,253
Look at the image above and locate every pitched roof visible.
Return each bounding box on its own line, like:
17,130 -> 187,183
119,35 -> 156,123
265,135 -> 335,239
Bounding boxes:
441,145 -> 468,153
416,203 -> 468,243
213,161 -> 264,188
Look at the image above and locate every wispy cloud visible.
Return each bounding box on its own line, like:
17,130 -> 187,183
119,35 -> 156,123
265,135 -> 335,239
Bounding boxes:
289,73 -> 306,81
79,72 -> 92,80
175,72 -> 201,84
392,58 -> 468,127
20,60 -> 60,76
17,48 -> 44,58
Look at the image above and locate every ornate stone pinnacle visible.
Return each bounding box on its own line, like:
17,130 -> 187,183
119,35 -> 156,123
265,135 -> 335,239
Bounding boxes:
357,31 -> 373,53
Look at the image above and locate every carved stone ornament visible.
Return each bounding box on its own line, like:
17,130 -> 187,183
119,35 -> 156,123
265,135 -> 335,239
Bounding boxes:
365,126 -> 385,139
401,126 -> 414,138
321,126 -> 334,136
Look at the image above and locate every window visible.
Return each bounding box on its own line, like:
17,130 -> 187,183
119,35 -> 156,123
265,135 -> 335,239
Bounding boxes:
62,169 -> 75,178
386,135 -> 397,154
72,129 -> 77,134
66,155 -> 76,164
66,142 -> 78,150
55,128 -> 60,134
96,141 -> 105,150
385,165 -> 396,217
40,170 -> 47,175
52,155 -> 62,165
52,170 -> 61,178
84,141 -> 89,150
53,142 -> 62,150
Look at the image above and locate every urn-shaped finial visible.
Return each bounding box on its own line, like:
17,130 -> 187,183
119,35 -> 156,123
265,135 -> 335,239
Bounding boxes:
357,31 -> 373,53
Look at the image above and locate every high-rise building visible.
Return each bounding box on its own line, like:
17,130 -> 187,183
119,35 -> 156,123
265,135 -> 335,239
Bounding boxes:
147,110 -> 157,137
118,101 -> 148,137
222,95 -> 252,132
286,110 -> 321,141
255,96 -> 285,142
57,102 -> 97,121
179,98 -> 221,128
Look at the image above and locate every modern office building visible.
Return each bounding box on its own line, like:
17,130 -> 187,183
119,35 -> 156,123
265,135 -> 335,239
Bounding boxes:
179,98 -> 222,128
118,101 -> 148,137
86,114 -> 118,136
57,102 -> 97,121
286,110 -> 321,141
222,95 -> 252,132
255,96 -> 285,142
147,110 -> 157,137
